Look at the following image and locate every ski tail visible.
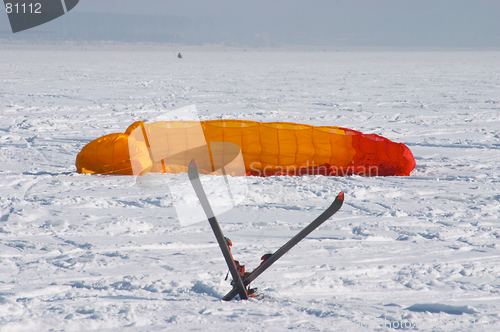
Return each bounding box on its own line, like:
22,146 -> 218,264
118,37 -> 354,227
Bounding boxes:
188,160 -> 248,300
222,190 -> 344,301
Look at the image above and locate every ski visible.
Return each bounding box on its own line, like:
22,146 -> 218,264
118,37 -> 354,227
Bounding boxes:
222,190 -> 344,301
187,160 -> 249,300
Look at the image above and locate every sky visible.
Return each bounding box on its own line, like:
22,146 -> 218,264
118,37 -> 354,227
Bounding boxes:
1,0 -> 499,48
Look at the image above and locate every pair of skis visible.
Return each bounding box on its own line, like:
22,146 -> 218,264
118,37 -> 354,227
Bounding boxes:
187,160 -> 344,301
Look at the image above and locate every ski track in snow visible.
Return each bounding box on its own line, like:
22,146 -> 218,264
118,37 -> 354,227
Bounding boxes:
1,49 -> 500,331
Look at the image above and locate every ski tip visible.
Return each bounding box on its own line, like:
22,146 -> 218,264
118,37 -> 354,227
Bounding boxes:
337,191 -> 344,200
189,159 -> 197,169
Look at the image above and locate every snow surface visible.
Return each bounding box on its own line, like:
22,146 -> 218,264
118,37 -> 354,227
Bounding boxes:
0,48 -> 500,331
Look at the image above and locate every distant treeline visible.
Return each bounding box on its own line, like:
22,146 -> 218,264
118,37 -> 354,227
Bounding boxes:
2,9 -> 499,48
2,13 -> 189,44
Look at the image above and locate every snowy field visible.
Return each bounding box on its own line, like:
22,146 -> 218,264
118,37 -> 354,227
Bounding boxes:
0,47 -> 499,331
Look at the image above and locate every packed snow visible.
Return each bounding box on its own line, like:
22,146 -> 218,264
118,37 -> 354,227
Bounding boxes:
0,46 -> 499,331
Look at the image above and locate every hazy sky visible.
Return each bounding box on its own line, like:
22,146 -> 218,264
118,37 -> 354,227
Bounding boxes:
2,0 -> 499,47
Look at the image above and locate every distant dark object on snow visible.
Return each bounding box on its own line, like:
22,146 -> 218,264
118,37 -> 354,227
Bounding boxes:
178,53 -> 183,59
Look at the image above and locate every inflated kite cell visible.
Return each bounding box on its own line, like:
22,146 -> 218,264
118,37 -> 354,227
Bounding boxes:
76,120 -> 415,177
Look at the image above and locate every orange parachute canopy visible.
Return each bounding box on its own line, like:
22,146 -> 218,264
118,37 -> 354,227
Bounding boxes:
75,120 -> 415,177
